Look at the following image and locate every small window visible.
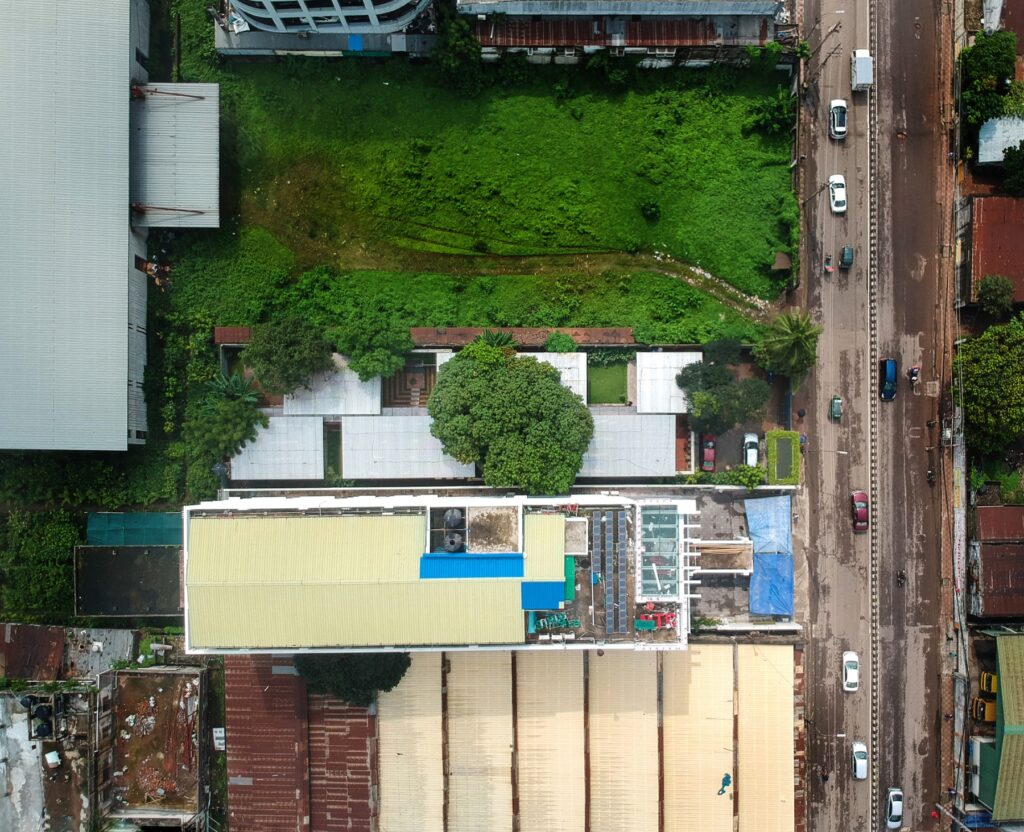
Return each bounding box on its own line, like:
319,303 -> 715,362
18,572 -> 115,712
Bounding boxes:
135,47 -> 148,70
135,430 -> 148,440
134,255 -> 148,272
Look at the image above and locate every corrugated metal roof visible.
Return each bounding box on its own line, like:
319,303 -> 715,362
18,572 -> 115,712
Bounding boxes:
979,117 -> 1024,165
457,0 -> 781,15
129,83 -> 220,227
516,652 -> 585,832
976,544 -> 1024,618
663,647 -> 735,832
636,352 -> 703,413
971,198 -> 1024,302
578,411 -> 677,477
284,357 -> 382,416
523,514 -> 567,581
0,0 -> 131,450
224,656 -> 310,832
213,326 -> 253,345
977,505 -> 1024,541
737,645 -> 794,832
994,635 -> 1024,819
533,352 -> 588,401
521,581 -> 565,609
378,653 -> 444,832
230,416 -> 325,481
341,414 -> 476,479
419,553 -> 524,579
447,652 -> 514,832
0,624 -> 66,681
307,694 -> 375,832
588,652 -> 659,832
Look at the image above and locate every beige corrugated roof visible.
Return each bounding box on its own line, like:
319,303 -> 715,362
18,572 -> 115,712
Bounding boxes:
447,653 -> 514,832
663,646 -> 735,832
187,515 -> 425,584
523,514 -> 566,581
589,652 -> 659,832
187,581 -> 525,649
378,653 -> 443,832
737,645 -> 794,832
993,635 -> 1024,819
517,652 -> 585,832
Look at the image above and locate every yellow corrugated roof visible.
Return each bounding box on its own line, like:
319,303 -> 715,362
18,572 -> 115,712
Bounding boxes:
187,515 -> 425,584
188,581 -> 524,649
523,514 -> 566,581
737,645 -> 794,832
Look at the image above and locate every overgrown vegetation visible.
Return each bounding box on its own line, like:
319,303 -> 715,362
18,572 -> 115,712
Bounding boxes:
428,341 -> 594,493
0,511 -> 83,623
676,339 -> 770,435
976,273 -> 1016,318
766,430 -> 801,486
294,652 -> 411,707
243,318 -> 336,394
676,465 -> 767,488
960,30 -> 1017,148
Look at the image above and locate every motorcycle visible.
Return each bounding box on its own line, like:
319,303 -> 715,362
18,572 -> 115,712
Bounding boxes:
927,468 -> 936,484
910,366 -> 921,389
897,570 -> 907,587
824,253 -> 834,274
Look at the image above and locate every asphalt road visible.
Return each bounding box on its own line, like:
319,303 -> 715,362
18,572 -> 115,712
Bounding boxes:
798,0 -> 950,830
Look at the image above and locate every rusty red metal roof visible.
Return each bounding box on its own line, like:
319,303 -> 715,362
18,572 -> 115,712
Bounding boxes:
214,326 -> 253,345
225,656 -> 310,832
409,326 -> 634,348
975,543 -> 1024,617
472,16 -> 766,47
0,623 -> 65,680
971,197 -> 1024,302
976,506 -> 1024,542
308,695 -> 375,832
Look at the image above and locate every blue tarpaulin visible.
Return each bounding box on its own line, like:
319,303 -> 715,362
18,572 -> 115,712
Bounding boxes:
745,496 -> 794,617
420,553 -> 524,579
87,512 -> 182,546
521,581 -> 565,610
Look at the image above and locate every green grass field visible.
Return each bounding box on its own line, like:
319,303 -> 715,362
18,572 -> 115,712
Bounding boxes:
587,364 -> 628,404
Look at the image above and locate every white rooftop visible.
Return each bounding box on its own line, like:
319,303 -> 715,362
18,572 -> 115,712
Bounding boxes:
579,411 -> 678,478
0,0 -> 131,449
284,356 -> 382,416
636,352 -> 702,414
342,414 -> 476,480
533,352 -> 588,402
230,416 -> 325,481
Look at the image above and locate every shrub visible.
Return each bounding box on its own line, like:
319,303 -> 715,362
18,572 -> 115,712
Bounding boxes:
329,313 -> 414,381
676,466 -> 766,488
480,329 -> 517,348
0,510 -> 83,623
545,332 -> 578,352
766,429 -> 801,485
748,86 -> 796,135
640,200 -> 661,222
294,653 -> 411,707
205,371 -> 259,403
977,274 -> 1016,317
1003,140 -> 1024,196
244,318 -> 336,395
185,398 -> 269,464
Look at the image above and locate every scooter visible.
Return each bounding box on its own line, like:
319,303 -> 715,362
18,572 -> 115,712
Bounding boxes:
909,366 -> 921,389
927,468 -> 936,484
824,253 -> 834,274
897,569 -> 907,587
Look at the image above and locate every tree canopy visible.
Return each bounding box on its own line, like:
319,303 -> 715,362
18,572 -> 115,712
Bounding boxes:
293,653 -> 411,707
1003,140 -> 1024,196
977,273 -> 1016,317
954,313 -> 1024,453
428,341 -> 594,493
675,343 -> 770,435
753,310 -> 823,385
328,312 -> 413,382
243,318 -> 336,395
961,30 -> 1018,126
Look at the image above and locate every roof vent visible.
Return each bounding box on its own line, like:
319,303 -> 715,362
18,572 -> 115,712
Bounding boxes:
443,509 -> 464,529
444,532 -> 464,553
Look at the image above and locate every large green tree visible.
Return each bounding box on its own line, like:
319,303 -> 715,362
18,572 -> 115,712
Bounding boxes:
961,30 -> 1018,126
294,653 -> 411,707
955,314 -> 1024,453
428,341 -> 594,493
1003,140 -> 1024,196
753,310 -> 823,385
243,318 -> 336,395
328,312 -> 413,382
977,273 -> 1016,317
676,343 -> 770,435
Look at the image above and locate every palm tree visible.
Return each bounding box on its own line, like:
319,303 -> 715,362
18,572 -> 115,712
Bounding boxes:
753,310 -> 823,384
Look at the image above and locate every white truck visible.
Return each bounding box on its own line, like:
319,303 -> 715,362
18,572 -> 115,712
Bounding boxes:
851,49 -> 874,91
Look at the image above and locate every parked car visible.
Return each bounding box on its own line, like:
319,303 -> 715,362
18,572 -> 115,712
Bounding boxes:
743,433 -> 759,467
829,99 -> 849,139
840,245 -> 855,269
851,490 -> 869,532
830,394 -> 843,421
880,358 -> 898,401
852,741 -> 869,780
886,788 -> 904,830
829,174 -> 848,214
981,671 -> 998,694
842,651 -> 860,692
701,436 -> 717,472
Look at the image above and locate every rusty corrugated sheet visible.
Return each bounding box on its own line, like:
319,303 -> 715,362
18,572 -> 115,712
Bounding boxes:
225,656 -> 310,832
308,695 -> 376,832
976,506 -> 1024,542
213,326 -> 252,345
977,544 -> 1024,618
971,198 -> 1024,302
0,623 -> 65,680
409,327 -> 634,348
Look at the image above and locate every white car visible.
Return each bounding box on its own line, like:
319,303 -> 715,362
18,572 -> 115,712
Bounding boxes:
829,175 -> 848,214
829,99 -> 849,139
886,787 -> 904,829
842,651 -> 860,692
743,433 -> 759,467
852,741 -> 869,780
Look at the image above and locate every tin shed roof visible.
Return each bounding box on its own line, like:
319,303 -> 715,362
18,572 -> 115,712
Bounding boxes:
993,635 -> 1024,820
971,197 -> 1024,302
977,505 -> 1024,542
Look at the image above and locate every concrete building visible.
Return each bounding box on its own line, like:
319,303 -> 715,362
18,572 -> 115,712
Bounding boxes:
0,0 -> 219,450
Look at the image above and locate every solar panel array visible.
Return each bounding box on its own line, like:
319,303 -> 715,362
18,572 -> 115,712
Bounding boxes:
616,511 -> 627,634
591,510 -> 630,635
603,513 -> 614,634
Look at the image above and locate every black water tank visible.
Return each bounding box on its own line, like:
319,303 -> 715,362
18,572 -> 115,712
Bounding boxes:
34,720 -> 52,738
19,696 -> 33,710
34,705 -> 53,720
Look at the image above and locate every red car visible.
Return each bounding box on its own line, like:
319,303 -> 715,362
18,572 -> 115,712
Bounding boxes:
701,436 -> 717,472
851,490 -> 869,532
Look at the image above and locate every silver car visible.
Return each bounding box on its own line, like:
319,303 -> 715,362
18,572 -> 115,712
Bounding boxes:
842,651 -> 860,692
886,787 -> 904,829
852,741 -> 869,780
829,99 -> 849,139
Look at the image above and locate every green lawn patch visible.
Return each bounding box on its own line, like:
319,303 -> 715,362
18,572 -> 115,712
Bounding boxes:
766,429 -> 800,485
587,364 -> 628,404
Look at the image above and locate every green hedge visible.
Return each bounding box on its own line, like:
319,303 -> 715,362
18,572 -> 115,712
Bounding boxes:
766,429 -> 801,485
0,511 -> 83,623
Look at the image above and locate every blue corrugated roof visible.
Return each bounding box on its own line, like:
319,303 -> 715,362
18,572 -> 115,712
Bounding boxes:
521,581 -> 565,610
420,553 -> 524,579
